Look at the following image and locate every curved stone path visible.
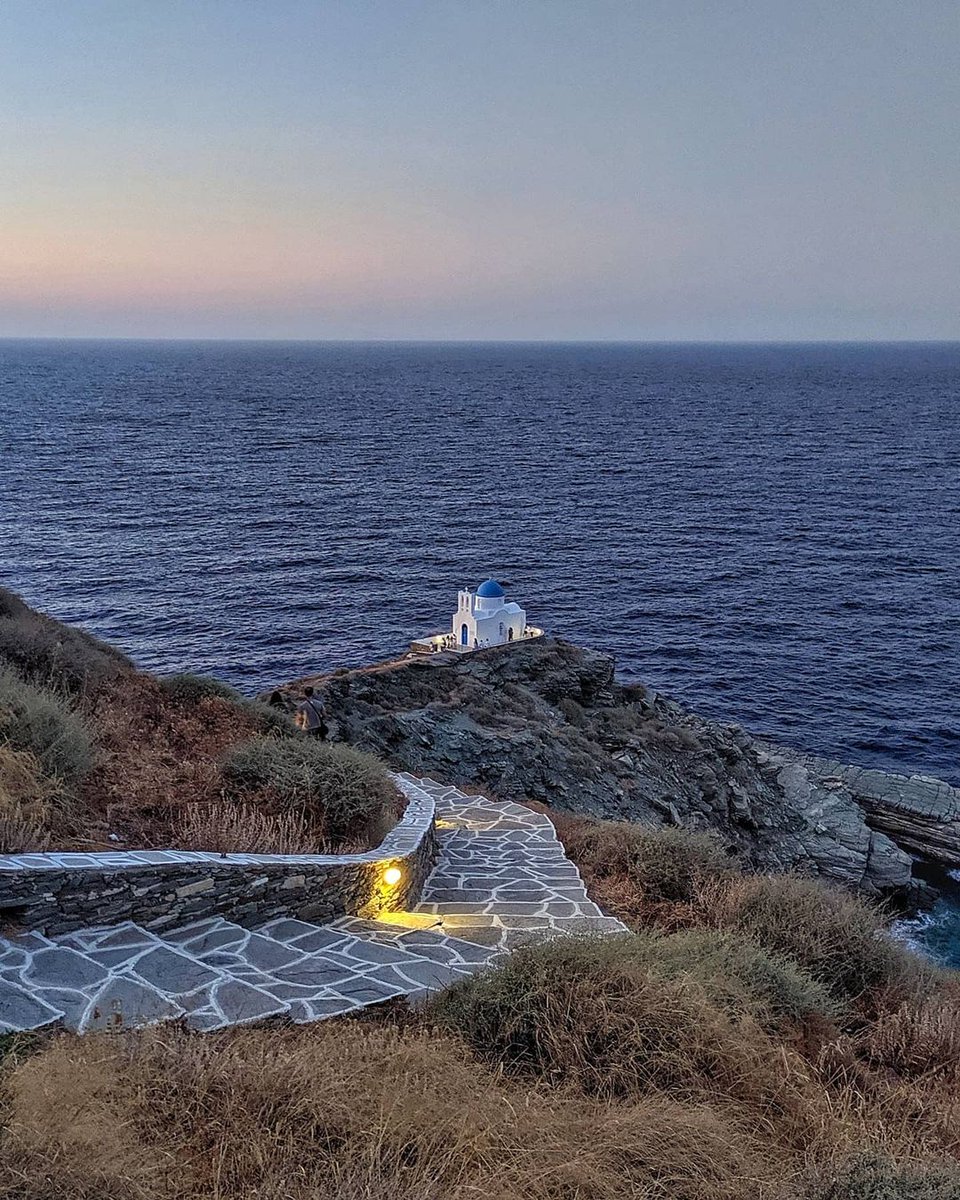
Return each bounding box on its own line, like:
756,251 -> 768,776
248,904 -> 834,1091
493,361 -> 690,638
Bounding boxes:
0,776 -> 626,1034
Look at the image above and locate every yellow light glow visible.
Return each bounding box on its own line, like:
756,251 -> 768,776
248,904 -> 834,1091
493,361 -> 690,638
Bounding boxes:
384,866 -> 402,887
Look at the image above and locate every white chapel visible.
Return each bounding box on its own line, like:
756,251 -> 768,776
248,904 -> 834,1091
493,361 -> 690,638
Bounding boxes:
410,579 -> 542,655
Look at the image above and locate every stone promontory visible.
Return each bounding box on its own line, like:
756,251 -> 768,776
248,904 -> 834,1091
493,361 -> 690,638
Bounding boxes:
270,638 -> 960,900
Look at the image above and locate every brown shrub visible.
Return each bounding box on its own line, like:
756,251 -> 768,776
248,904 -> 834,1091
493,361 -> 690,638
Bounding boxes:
702,874 -> 937,1011
0,595 -> 131,695
806,1034 -> 960,1164
428,933 -> 817,1131
555,813 -> 735,915
857,991 -> 960,1083
0,1023 -> 782,1200
171,801 -> 317,855
222,736 -> 402,847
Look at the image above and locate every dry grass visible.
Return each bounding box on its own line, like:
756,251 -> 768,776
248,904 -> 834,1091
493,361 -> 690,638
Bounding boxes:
3,1013 -> 959,1200
548,810 -> 738,927
2,660 -> 390,855
222,736 -> 403,847
2,593 -> 959,1196
0,746 -> 58,852
0,588 -> 131,695
73,673 -> 264,849
0,746 -> 57,827
0,813 -> 46,853
0,590 -> 384,855
172,801 -> 317,855
1,859 -> 959,1200
857,990 -> 960,1083
161,675 -> 297,737
0,1022 -> 786,1200
0,654 -> 396,855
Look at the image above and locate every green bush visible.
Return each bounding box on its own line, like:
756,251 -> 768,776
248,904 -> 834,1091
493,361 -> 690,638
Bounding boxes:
159,672 -> 242,705
0,597 -> 130,694
222,736 -> 398,845
809,1156 -> 960,1200
635,927 -> 837,1033
714,875 -> 934,1006
0,667 -> 96,786
160,674 -> 298,737
239,699 -> 298,737
428,932 -> 814,1101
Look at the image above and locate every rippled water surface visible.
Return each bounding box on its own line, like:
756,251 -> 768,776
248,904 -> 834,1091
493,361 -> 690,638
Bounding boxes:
2,340 -> 958,781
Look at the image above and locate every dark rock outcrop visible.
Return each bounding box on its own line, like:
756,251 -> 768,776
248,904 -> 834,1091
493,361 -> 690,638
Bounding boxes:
270,638 -> 957,899
774,750 -> 960,869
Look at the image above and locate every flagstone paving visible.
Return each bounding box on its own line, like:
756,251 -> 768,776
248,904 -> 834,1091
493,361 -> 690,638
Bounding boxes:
398,774 -> 627,950
0,776 -> 626,1034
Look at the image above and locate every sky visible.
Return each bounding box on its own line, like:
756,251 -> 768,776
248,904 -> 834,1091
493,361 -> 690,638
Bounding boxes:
0,0 -> 958,341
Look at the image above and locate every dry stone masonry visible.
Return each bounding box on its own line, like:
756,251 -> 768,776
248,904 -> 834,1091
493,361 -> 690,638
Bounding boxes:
0,775 -> 626,1034
0,776 -> 436,935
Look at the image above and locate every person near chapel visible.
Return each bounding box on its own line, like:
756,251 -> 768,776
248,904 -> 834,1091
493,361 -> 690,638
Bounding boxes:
295,685 -> 328,738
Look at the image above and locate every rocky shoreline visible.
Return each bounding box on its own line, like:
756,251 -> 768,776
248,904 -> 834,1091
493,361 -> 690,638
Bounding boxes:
269,637 -> 960,905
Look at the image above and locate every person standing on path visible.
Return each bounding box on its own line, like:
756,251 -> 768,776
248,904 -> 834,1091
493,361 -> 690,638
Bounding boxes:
295,686 -> 328,739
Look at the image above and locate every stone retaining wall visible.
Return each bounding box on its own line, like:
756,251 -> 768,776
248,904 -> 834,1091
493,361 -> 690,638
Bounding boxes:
0,776 -> 436,936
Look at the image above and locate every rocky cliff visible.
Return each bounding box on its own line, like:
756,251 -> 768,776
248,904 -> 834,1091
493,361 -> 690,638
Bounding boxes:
270,638 -> 958,899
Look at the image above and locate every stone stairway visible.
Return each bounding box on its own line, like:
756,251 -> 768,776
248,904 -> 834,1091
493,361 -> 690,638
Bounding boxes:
0,776 -> 626,1035
405,774 -> 625,950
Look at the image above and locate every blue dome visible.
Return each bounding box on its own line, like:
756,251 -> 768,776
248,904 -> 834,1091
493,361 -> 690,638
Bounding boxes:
476,578 -> 505,599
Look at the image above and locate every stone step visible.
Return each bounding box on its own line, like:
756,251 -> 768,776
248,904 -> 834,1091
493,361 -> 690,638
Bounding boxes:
161,915 -> 480,1027
1,924 -> 205,1033
410,784 -> 629,952
0,912 -> 501,1035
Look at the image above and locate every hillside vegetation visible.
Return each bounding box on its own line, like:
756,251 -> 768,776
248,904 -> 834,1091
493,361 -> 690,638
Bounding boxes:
2,591 -> 958,1196
2,820 -> 959,1199
0,589 -> 400,854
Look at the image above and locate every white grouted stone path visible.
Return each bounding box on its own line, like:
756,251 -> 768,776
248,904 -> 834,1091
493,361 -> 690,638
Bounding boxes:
405,774 -> 626,950
0,776 -> 626,1034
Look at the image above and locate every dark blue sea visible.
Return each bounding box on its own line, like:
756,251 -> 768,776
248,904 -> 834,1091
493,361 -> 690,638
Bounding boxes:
1,341 -> 958,957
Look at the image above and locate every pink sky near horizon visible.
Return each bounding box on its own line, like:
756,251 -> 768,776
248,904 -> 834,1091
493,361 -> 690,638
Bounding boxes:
1,0 -> 958,341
